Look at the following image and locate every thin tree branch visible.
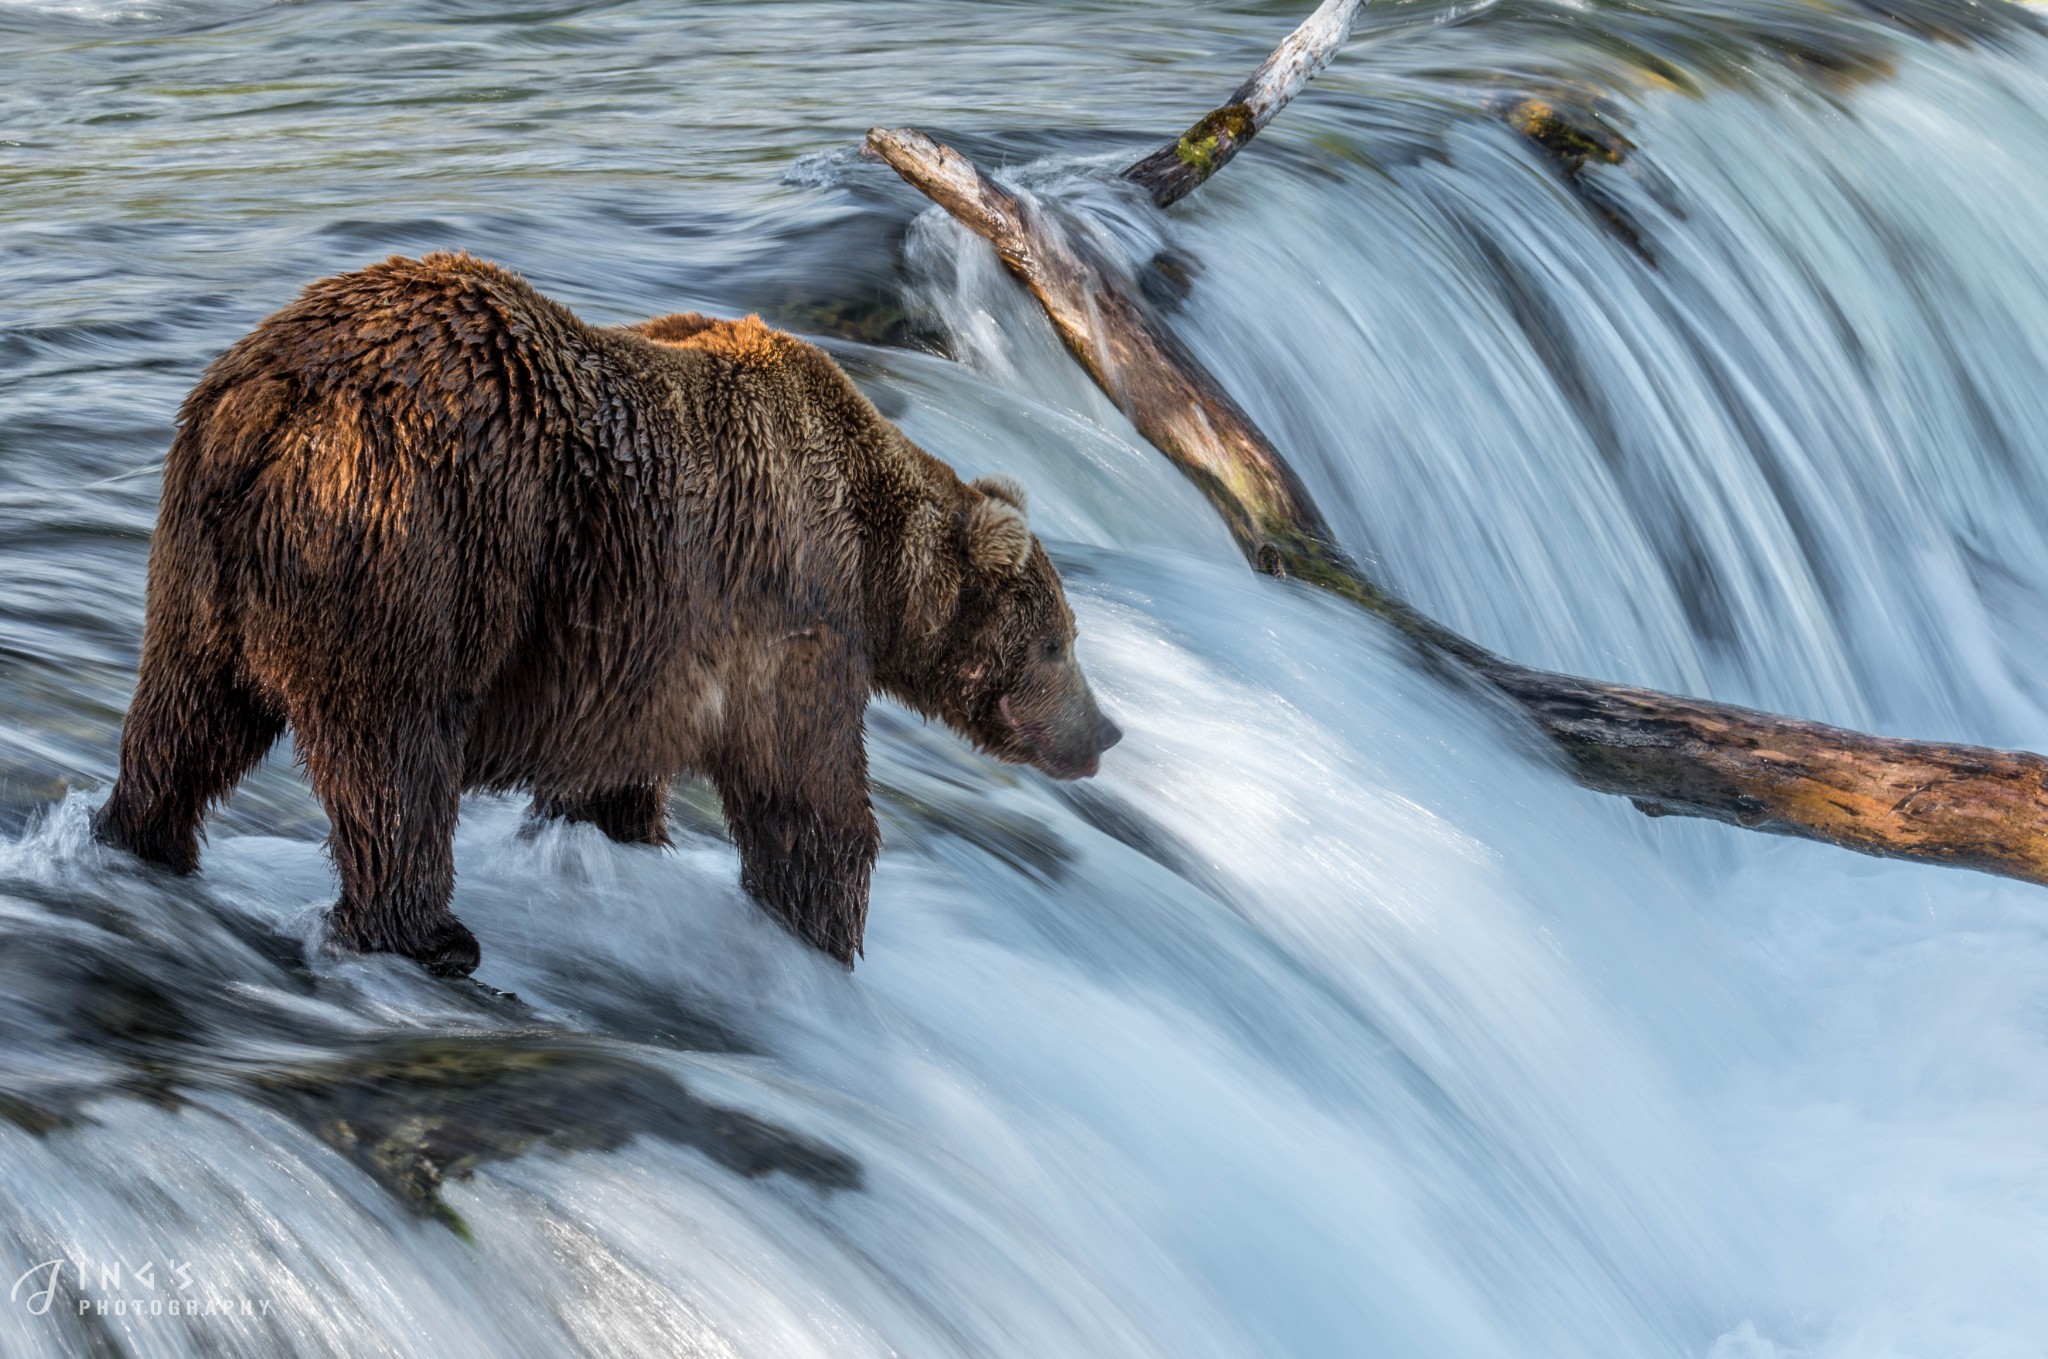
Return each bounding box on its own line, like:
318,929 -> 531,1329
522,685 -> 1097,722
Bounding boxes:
1122,0 -> 1365,207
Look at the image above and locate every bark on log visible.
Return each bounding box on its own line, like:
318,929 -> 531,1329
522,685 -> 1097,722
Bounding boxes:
1122,0 -> 1364,208
866,124 -> 2048,887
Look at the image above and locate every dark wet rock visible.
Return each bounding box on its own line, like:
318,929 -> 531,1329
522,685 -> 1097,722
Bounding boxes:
1051,781 -> 1241,906
248,1034 -> 862,1231
1,873 -> 318,1000
1138,248 -> 1203,312
519,961 -> 753,1056
0,1091 -> 77,1137
875,778 -> 1075,885
0,921 -> 215,1062
72,956 -> 196,1054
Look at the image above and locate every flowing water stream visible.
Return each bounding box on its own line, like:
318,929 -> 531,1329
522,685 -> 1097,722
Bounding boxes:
7,0 -> 2048,1354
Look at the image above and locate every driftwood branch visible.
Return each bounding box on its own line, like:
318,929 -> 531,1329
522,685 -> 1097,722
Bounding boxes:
866,124 -> 2048,887
1122,0 -> 1364,207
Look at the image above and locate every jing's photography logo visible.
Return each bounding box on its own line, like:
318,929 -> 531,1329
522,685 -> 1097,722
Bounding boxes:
11,1257 -> 273,1320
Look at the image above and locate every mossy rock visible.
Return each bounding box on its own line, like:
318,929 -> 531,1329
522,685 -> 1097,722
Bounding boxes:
1501,98 -> 1632,173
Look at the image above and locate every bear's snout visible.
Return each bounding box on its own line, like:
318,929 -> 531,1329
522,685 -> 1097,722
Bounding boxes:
1041,693 -> 1119,780
998,682 -> 1121,780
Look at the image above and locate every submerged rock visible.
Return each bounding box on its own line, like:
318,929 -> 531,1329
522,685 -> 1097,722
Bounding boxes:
0,876 -> 859,1233
249,1034 -> 863,1232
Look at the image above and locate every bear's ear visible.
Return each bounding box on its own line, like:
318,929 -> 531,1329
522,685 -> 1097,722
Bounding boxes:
966,495 -> 1033,577
971,475 -> 1029,511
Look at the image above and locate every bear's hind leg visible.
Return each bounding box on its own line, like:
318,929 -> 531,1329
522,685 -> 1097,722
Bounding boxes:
296,695 -> 479,977
529,781 -> 672,847
96,651 -> 283,874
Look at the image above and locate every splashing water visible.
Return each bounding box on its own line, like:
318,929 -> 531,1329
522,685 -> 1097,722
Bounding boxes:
6,0 -> 2048,1354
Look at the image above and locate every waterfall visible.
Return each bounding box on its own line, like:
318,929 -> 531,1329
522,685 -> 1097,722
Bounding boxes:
5,0 -> 2048,1352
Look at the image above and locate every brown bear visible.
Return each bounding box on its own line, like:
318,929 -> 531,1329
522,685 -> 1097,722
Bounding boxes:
94,252 -> 1120,976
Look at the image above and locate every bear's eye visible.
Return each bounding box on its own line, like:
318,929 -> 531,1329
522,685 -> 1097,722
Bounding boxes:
1039,637 -> 1063,662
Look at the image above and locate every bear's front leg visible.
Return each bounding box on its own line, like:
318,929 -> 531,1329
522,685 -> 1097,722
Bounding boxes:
710,641 -> 878,965
720,785 -> 879,965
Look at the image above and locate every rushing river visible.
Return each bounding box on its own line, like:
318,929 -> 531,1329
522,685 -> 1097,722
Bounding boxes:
8,0 -> 2048,1353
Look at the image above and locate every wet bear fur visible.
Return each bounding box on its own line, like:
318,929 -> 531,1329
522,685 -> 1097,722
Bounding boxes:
95,253 -> 1120,975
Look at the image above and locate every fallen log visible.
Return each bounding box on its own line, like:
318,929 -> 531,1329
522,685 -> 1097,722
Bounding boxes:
864,123 -> 2048,887
1122,0 -> 1364,208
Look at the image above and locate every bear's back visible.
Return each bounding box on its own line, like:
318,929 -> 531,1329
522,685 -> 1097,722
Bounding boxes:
198,251 -> 591,418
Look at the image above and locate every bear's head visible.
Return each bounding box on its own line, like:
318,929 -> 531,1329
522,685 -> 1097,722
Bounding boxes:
921,476 -> 1121,780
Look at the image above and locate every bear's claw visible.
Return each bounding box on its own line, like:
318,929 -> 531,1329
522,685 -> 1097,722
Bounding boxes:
331,909 -> 481,978
413,917 -> 482,978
